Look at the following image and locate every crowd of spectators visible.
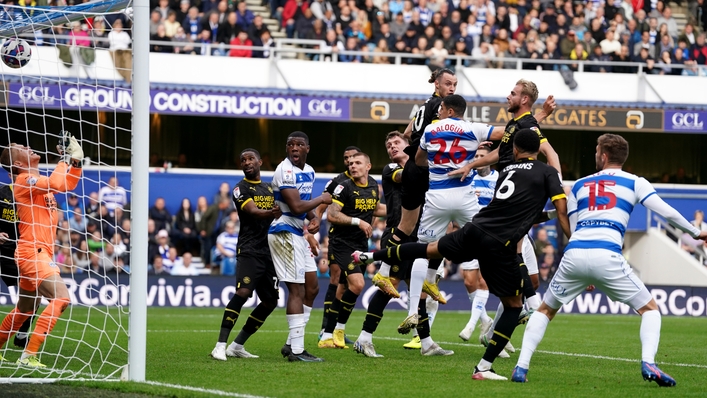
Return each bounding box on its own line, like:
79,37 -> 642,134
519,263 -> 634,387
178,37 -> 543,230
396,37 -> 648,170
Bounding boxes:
681,209 -> 707,265
6,0 -> 706,72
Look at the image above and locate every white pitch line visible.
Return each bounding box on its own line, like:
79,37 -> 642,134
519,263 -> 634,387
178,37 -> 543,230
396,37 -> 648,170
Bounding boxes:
141,380 -> 272,398
137,329 -> 707,370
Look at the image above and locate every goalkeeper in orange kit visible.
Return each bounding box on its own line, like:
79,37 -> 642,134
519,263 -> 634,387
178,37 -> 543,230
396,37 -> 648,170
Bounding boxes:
0,132 -> 83,367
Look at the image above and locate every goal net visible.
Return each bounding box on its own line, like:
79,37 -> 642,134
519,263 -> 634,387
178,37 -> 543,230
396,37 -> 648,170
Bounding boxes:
0,0 -> 137,381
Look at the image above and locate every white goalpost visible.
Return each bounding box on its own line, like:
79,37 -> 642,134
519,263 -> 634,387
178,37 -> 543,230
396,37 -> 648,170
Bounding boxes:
0,0 -> 147,382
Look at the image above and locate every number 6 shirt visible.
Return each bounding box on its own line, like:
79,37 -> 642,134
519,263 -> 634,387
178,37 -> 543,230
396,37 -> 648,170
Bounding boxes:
473,158 -> 566,247
419,117 -> 493,190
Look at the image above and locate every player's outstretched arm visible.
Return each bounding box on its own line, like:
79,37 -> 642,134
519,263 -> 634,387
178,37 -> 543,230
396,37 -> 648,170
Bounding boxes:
447,147 -> 500,181
327,202 -> 372,237
280,189 -> 332,216
415,147 -> 428,167
306,210 -> 320,234
642,194 -> 702,238
552,197 -> 571,239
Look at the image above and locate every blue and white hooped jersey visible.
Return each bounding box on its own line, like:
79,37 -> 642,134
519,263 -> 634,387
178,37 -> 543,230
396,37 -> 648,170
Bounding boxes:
420,118 -> 493,190
566,169 -> 656,254
471,170 -> 498,208
269,158 -> 315,236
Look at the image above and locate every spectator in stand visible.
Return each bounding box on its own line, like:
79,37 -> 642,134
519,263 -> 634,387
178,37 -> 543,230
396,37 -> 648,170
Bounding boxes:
588,44 -> 612,72
310,0 -> 332,21
679,23 -> 696,46
218,11 -> 241,44
69,207 -> 88,233
428,38 -> 449,68
415,0 -> 434,27
149,197 -> 172,232
172,26 -> 195,54
215,1 -> 229,24
560,29 -> 577,58
690,33 -> 707,65
172,198 -> 198,255
658,6 -> 679,40
633,46 -> 653,64
150,10 -> 162,35
656,50 -> 674,74
634,30 -> 655,58
537,262 -> 553,291
236,1 -> 255,30
150,24 -> 173,53
372,37 -> 391,64
73,241 -> 91,272
154,0 -> 170,20
171,252 -> 200,276
691,210 -> 707,231
86,192 -> 100,218
229,30 -> 253,57
569,41 -> 588,70
471,41 -> 496,68
202,0 -> 220,15
410,36 -> 429,65
600,29 -> 622,55
196,30 -> 214,56
373,23 -> 396,50
150,256 -> 169,275
202,12 -> 222,52
163,247 -> 180,274
453,37 -> 471,64
255,30 -> 274,58
541,39 -> 561,70
176,0 -> 190,23
340,36 -> 362,62
213,221 -> 238,276
163,10 -> 181,38
390,12 -> 408,39
98,177 -> 127,216
295,8 -> 316,39
198,197 -> 232,268
108,19 -> 132,82
182,6 -> 201,41
212,182 -> 235,212
656,32 -> 674,58
60,192 -> 84,223
91,16 -> 110,49
248,15 -> 269,42
612,45 -> 637,73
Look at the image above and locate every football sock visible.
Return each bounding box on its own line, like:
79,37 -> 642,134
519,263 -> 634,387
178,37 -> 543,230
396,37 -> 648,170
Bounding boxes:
481,305 -> 522,365
336,290 -> 359,326
526,294 -> 541,311
516,311 -> 550,369
321,283 -> 337,329
373,243 -> 428,262
640,310 -> 661,363
379,263 -> 391,278
408,259 -> 427,317
420,336 -> 434,351
234,303 -> 274,345
324,298 -> 341,334
519,260 -> 536,299
487,302 -> 504,340
218,293 -> 247,343
426,296 -> 439,328
417,301 -> 431,340
363,290 -> 391,333
303,305 -> 312,326
467,290 -> 476,303
391,228 -> 410,244
468,289 -> 490,330
286,313 -> 306,355
26,297 -> 70,355
358,330 -> 373,344
0,308 -> 31,347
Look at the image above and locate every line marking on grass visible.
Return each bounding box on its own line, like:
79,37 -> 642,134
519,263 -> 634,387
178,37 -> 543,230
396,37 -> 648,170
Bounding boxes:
141,380 -> 271,398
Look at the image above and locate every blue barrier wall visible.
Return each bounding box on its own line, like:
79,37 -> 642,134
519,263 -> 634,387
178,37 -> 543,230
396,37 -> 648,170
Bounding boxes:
0,275 -> 704,316
1,168 -> 705,232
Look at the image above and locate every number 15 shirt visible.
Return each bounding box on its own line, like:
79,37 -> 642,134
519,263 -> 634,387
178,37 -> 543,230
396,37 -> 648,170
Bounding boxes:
419,118 -> 493,190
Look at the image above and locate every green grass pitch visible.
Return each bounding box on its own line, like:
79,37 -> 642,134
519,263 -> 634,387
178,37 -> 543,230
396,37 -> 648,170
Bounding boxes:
0,306 -> 705,397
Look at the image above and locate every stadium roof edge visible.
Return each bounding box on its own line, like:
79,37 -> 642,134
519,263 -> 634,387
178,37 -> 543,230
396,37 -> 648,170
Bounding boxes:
5,76 -> 706,110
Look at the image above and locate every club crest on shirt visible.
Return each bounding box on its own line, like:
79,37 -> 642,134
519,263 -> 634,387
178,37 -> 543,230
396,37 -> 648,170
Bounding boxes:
333,184 -> 344,195
27,177 -> 37,186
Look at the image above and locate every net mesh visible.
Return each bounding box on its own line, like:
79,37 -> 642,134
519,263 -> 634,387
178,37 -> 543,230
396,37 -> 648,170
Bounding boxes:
0,1 -> 133,380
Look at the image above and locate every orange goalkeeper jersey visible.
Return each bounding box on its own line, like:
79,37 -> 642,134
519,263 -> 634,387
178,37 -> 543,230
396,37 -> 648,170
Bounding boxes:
14,162 -> 82,257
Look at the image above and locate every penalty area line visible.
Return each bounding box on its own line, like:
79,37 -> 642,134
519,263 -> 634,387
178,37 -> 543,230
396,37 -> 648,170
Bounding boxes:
141,380 -> 272,398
